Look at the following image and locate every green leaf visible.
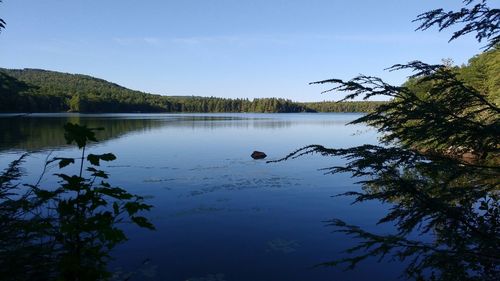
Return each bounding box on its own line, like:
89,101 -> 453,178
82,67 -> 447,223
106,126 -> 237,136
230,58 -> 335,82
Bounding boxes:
124,201 -> 152,215
32,188 -> 58,201
112,202 -> 120,215
87,154 -> 100,166
99,153 -> 116,162
96,187 -> 126,198
54,173 -> 85,191
63,123 -> 98,148
93,170 -> 109,178
55,157 -> 75,168
102,227 -> 127,245
87,153 -> 116,166
131,216 -> 155,230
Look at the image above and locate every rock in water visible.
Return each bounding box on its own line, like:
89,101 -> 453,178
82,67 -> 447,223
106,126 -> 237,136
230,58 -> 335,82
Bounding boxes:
251,151 -> 267,159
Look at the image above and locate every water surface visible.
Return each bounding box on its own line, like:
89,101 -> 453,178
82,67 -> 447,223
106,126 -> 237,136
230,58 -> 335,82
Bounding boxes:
0,113 -> 403,280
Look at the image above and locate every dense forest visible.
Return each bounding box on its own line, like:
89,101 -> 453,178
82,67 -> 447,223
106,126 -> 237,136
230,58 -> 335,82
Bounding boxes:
404,46 -> 499,107
0,68 -> 383,113
276,1 -> 500,279
2,48 -> 497,114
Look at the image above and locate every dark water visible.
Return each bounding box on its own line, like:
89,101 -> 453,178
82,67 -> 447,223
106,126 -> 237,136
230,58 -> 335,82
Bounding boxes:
0,113 -> 404,280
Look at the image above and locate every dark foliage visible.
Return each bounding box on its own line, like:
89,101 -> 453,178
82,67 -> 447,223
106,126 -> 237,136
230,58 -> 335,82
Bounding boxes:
311,60 -> 500,162
301,100 -> 385,113
414,0 -> 500,49
0,68 -> 384,113
272,143 -> 500,280
0,0 -> 5,32
0,123 -> 154,280
271,1 -> 500,280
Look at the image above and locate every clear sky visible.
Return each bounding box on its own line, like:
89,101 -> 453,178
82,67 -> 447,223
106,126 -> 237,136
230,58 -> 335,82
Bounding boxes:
0,0 -> 490,101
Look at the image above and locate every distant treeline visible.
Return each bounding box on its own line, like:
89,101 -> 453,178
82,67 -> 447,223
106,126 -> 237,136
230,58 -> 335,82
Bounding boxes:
1,46 -> 497,113
301,101 -> 385,113
0,68 -> 384,113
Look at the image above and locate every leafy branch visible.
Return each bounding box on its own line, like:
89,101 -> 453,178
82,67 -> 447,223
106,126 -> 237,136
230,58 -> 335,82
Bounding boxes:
0,123 -> 155,280
414,0 -> 500,49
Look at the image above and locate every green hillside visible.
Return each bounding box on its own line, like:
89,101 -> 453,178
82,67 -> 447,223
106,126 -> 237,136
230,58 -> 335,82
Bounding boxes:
0,68 -> 167,112
404,46 -> 500,106
458,46 -> 500,106
0,68 -> 383,113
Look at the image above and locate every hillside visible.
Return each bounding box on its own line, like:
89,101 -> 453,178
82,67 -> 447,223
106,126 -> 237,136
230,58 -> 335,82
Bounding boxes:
0,68 -> 168,112
458,46 -> 500,106
0,68 -> 383,113
404,46 -> 500,106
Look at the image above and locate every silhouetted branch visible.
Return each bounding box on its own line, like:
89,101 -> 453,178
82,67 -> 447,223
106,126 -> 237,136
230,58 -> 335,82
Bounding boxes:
414,0 -> 500,49
0,0 -> 5,32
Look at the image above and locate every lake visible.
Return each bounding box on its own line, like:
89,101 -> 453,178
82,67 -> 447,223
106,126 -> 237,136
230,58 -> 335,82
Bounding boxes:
0,113 -> 404,281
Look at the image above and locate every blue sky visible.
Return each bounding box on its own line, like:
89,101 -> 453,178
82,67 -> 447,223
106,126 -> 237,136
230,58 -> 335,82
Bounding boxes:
0,0 -> 489,101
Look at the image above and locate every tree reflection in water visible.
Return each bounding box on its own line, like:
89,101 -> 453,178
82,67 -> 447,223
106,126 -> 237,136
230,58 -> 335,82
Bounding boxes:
272,1 -> 500,278
274,144 -> 499,280
272,36 -> 499,281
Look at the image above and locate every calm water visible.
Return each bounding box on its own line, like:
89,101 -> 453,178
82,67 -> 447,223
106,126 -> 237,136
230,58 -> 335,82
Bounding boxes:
0,113 -> 404,280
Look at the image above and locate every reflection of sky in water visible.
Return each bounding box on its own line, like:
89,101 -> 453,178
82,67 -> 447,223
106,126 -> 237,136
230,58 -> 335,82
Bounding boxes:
0,113 -> 403,281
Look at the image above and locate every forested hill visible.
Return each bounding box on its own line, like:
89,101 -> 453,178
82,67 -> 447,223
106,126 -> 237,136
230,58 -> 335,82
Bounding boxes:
404,46 -> 500,107
0,68 -> 169,112
0,68 -> 383,113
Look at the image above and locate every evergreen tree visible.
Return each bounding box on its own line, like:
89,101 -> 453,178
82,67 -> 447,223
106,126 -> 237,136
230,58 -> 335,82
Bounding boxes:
0,0 -> 5,33
273,1 -> 500,279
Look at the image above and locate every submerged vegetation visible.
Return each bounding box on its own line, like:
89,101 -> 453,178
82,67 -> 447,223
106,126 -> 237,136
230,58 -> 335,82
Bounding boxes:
0,68 -> 383,113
